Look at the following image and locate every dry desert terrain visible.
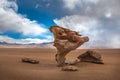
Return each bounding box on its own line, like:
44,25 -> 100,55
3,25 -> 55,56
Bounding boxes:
0,48 -> 120,80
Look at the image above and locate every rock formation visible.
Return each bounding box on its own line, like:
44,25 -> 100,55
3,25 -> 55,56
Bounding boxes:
49,26 -> 89,66
77,50 -> 104,64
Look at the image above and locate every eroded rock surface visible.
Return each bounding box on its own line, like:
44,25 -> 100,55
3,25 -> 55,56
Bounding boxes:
49,26 -> 89,66
77,50 -> 104,64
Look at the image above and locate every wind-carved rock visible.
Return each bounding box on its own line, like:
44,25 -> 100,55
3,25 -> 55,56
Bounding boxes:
50,26 -> 89,67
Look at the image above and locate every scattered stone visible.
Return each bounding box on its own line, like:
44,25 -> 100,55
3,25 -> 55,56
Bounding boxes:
77,50 -> 104,64
65,59 -> 80,65
61,66 -> 78,71
22,58 -> 39,64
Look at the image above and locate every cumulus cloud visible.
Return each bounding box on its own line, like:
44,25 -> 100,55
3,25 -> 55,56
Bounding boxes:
63,0 -> 80,10
54,15 -> 100,33
54,15 -> 120,48
0,0 -> 47,36
0,35 -> 53,44
54,16 -> 100,44
62,0 -> 120,19
54,0 -> 120,48
63,0 -> 99,10
54,15 -> 103,47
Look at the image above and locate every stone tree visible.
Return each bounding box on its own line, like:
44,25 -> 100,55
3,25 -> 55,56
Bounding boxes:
49,26 -> 89,67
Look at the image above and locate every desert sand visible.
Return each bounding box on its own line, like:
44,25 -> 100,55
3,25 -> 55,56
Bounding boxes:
0,48 -> 120,80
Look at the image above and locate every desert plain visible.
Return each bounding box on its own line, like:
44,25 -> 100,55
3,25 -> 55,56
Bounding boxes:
0,48 -> 120,80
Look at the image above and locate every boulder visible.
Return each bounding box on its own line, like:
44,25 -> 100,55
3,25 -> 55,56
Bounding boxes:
77,50 -> 104,64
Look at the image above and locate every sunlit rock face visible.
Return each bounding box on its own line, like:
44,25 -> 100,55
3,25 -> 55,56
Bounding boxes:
50,26 -> 89,67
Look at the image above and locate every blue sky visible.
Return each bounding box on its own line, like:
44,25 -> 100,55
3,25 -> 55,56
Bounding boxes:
0,0 -> 120,48
17,0 -> 56,26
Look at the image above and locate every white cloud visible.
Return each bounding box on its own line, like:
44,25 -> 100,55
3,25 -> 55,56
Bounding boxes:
62,0 -> 120,19
54,15 -> 120,48
85,0 -> 99,4
56,0 -> 120,48
0,0 -> 47,36
54,15 -> 100,36
0,35 -> 53,44
105,10 -> 112,18
0,0 -> 18,11
63,0 -> 80,10
63,0 -> 99,10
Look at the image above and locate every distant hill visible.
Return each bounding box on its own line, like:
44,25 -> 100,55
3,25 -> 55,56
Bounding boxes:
0,41 -> 8,44
0,41 -> 110,49
0,41 -> 55,48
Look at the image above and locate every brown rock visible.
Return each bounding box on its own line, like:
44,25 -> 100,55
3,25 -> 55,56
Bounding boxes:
65,59 -> 80,65
50,26 -> 89,66
77,50 -> 104,64
61,66 -> 78,71
22,58 -> 39,64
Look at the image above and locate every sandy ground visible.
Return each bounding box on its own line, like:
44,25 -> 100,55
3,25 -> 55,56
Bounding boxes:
0,48 -> 120,80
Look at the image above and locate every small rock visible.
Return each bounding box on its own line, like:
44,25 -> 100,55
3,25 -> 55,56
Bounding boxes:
61,66 -> 78,71
22,58 -> 39,64
65,59 -> 80,65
